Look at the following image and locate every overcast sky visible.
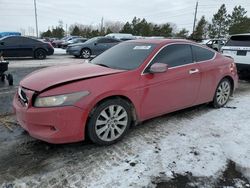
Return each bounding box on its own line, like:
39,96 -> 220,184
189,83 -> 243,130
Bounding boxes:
0,0 -> 250,36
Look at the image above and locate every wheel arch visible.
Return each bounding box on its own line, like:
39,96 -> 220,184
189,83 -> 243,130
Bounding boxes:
85,95 -> 139,138
88,95 -> 138,123
34,47 -> 47,53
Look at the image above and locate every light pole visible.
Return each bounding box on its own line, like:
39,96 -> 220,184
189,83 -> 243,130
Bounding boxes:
192,1 -> 198,36
34,0 -> 39,38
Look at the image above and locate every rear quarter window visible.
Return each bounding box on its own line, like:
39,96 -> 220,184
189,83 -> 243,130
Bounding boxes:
192,45 -> 215,62
226,35 -> 250,47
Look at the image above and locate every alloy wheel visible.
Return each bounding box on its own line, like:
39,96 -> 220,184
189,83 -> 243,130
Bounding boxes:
95,105 -> 128,142
216,80 -> 231,106
81,49 -> 91,59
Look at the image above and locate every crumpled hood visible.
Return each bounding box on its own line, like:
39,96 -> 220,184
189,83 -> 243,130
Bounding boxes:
20,63 -> 125,92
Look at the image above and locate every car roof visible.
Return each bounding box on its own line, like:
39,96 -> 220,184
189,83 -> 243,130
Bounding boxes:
125,38 -> 194,45
230,33 -> 250,36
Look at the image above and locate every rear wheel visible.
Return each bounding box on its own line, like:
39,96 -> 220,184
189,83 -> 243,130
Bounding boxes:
212,78 -> 232,108
34,49 -> 46,59
81,48 -> 91,59
87,99 -> 132,145
7,74 -> 13,86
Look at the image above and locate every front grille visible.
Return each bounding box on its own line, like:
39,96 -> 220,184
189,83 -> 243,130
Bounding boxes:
18,87 -> 29,106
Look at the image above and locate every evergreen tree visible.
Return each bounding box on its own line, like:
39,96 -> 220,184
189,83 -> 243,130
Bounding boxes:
228,6 -> 248,34
120,22 -> 133,34
209,4 -> 228,38
41,29 -> 52,38
191,16 -> 207,41
160,24 -> 173,37
71,25 -> 81,36
229,18 -> 250,34
51,27 -> 64,38
175,28 -> 189,38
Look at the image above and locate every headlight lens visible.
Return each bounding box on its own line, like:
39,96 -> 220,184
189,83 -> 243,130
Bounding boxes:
34,91 -> 89,107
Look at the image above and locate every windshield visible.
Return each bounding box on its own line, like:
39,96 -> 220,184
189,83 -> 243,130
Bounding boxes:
91,42 -> 156,70
225,35 -> 250,47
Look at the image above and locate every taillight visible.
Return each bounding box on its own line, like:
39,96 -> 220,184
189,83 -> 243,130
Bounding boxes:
47,42 -> 54,49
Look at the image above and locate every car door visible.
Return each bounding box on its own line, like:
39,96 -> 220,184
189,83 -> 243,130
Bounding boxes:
0,37 -> 21,57
94,38 -> 109,55
139,43 -> 201,119
190,45 -> 217,104
19,37 -> 35,56
95,38 -> 119,55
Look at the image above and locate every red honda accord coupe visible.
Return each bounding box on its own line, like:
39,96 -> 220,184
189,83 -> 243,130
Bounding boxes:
13,39 -> 238,145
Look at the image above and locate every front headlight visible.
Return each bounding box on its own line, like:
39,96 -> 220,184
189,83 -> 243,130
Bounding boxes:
34,91 -> 90,107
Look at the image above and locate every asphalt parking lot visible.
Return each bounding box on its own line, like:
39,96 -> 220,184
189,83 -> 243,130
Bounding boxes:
0,53 -> 250,188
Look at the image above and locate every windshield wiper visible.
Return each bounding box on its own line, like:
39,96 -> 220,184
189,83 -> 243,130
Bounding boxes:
96,63 -> 111,68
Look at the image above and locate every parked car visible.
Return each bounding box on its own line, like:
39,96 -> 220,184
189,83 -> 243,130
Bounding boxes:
0,32 -> 21,38
105,33 -> 136,41
61,38 -> 88,49
201,38 -> 226,51
222,33 -> 250,79
52,36 -> 80,48
13,39 -> 238,145
66,36 -> 121,58
0,36 -> 54,59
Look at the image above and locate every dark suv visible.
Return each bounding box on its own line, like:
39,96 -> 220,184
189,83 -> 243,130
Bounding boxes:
0,36 -> 54,59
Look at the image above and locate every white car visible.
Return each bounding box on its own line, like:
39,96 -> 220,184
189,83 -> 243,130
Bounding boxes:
222,33 -> 250,79
201,39 -> 226,51
105,33 -> 136,40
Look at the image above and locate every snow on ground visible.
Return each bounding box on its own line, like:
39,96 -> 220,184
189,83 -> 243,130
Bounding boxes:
4,83 -> 249,188
7,55 -> 85,68
54,48 -> 66,55
87,91 -> 250,187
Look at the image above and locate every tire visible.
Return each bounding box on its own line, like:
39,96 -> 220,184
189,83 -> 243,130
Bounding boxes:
87,99 -> 132,145
1,74 -> 5,82
81,48 -> 91,59
7,74 -> 13,86
212,78 -> 232,108
34,49 -> 47,60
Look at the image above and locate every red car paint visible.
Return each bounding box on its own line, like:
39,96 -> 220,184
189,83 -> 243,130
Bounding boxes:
13,39 -> 238,144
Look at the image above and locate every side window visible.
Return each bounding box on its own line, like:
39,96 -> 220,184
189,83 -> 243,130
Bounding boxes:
106,39 -> 119,43
192,45 -> 215,62
97,38 -> 108,43
21,37 -> 36,44
3,37 -> 20,45
151,44 -> 193,68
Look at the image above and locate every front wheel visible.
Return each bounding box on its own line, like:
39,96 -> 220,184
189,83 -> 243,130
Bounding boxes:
212,78 -> 232,108
81,48 -> 91,59
34,49 -> 46,59
87,99 -> 132,145
1,74 -> 5,82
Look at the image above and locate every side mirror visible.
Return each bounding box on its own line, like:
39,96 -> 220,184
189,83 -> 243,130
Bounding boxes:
0,42 -> 4,45
149,63 -> 168,73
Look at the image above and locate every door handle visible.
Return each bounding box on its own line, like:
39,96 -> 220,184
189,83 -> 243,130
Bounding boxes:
189,68 -> 199,74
